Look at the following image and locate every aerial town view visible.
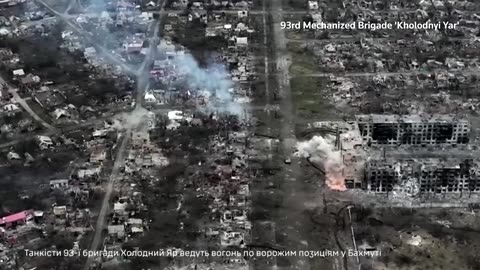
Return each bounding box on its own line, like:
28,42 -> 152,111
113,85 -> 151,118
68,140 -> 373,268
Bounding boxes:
0,0 -> 480,269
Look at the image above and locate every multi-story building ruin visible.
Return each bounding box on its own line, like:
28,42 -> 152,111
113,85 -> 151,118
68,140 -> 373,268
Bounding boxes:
311,114 -> 476,195
356,114 -> 470,146
365,158 -> 480,194
313,114 -> 477,195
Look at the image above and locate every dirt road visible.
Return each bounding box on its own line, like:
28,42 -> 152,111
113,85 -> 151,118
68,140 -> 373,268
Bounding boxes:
251,0 -> 348,269
0,75 -> 56,131
82,130 -> 131,270
263,0 -> 313,269
35,0 -> 138,76
81,0 -> 166,268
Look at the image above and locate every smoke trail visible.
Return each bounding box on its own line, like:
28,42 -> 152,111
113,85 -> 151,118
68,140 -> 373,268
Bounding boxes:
295,135 -> 346,191
170,53 -> 244,116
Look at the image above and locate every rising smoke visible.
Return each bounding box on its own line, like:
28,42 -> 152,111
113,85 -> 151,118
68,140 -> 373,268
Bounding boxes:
72,0 -> 245,116
295,135 -> 346,191
170,53 -> 244,116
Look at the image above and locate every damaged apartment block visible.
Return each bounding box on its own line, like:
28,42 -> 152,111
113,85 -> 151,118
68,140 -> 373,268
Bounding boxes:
366,159 -> 480,195
322,114 -> 478,195
356,114 -> 470,146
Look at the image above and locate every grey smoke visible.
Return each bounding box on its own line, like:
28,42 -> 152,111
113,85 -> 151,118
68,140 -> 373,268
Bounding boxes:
295,135 -> 346,191
64,0 -> 246,116
171,53 -> 244,116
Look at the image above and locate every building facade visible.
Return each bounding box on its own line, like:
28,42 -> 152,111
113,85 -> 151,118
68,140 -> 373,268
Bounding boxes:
365,158 -> 480,194
356,114 -> 470,146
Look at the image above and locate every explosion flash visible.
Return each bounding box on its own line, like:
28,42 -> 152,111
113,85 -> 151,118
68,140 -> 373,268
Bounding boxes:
295,135 -> 346,191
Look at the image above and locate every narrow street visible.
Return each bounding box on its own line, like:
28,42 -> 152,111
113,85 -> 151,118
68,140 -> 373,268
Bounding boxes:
82,0 -> 166,268
82,130 -> 131,270
0,75 -> 56,131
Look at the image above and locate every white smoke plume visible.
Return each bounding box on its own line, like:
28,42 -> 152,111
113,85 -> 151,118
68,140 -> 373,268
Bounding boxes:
72,0 -> 245,117
108,106 -> 153,132
170,53 -> 244,116
295,135 -> 346,191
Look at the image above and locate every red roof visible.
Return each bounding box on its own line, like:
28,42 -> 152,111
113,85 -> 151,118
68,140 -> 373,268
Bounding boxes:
0,210 -> 33,225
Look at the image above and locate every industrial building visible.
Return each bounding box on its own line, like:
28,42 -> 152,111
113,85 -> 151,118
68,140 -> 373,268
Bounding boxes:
356,114 -> 470,146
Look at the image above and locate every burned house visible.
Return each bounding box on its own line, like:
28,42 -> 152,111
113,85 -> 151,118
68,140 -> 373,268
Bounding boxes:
123,33 -> 145,54
33,88 -> 66,110
89,144 -> 107,164
77,167 -> 101,181
356,114 -> 470,146
37,135 -> 54,150
365,158 -> 480,194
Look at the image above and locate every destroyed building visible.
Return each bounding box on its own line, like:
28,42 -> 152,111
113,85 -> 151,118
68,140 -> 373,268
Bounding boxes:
311,114 -> 478,195
365,158 -> 480,194
356,114 -> 470,146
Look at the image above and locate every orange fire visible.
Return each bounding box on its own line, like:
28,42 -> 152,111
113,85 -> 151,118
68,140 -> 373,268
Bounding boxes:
325,163 -> 346,191
326,176 -> 346,191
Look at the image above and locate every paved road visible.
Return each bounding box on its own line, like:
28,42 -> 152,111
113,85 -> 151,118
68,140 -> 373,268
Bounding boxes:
0,76 -> 56,131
